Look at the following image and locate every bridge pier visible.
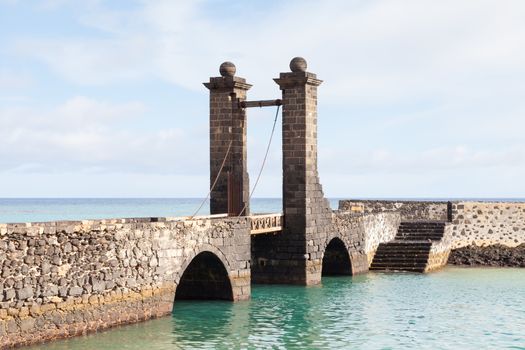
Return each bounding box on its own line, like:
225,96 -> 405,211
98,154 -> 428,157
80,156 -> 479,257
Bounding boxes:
251,58 -> 369,285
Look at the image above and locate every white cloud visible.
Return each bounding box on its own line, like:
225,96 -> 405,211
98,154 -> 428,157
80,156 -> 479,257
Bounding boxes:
0,69 -> 33,89
12,0 -> 525,100
320,145 -> 525,175
3,0 -> 525,197
0,96 -> 206,174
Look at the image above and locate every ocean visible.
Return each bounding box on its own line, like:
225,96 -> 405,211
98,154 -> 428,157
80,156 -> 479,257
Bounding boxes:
1,197 -> 523,224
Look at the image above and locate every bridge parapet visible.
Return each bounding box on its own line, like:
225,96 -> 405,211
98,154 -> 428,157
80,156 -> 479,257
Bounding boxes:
249,213 -> 283,235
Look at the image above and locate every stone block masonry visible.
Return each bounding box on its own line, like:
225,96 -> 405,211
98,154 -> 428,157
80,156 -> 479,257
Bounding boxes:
204,62 -> 252,216
251,58 -> 365,285
339,200 -> 450,222
0,216 -> 251,348
340,200 -> 525,249
449,201 -> 525,248
340,199 -> 525,269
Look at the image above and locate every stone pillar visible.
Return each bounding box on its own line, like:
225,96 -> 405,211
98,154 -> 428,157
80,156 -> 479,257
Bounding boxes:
204,62 -> 251,215
252,57 -> 333,285
274,57 -> 333,285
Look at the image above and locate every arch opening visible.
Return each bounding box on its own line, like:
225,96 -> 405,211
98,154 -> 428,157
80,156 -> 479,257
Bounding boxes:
175,251 -> 234,301
322,238 -> 352,276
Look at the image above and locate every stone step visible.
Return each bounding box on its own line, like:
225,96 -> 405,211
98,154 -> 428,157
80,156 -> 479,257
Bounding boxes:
399,223 -> 445,226
376,250 -> 431,253
397,231 -> 443,234
397,231 -> 444,235
398,227 -> 444,231
371,261 -> 427,267
395,236 -> 443,240
398,227 -> 445,231
373,252 -> 430,257
369,266 -> 426,272
396,234 -> 443,237
370,223 -> 441,273
375,248 -> 430,253
398,228 -> 444,233
376,244 -> 432,250
374,258 -> 430,263
398,227 -> 444,232
373,253 -> 430,258
394,239 -> 442,242
371,259 -> 428,265
370,260 -> 427,265
374,252 -> 430,258
399,223 -> 445,227
378,241 -> 432,246
400,221 -> 446,225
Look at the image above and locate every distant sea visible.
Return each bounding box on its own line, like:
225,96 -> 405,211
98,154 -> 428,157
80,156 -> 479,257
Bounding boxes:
0,198 -> 323,223
0,198 -> 524,224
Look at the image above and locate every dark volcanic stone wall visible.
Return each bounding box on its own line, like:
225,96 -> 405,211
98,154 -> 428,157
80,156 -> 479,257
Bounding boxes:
0,217 -> 250,348
204,74 -> 251,216
253,65 -> 371,285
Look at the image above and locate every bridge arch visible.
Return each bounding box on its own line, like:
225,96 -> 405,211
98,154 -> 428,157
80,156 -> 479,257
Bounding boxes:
175,246 -> 234,301
321,236 -> 353,276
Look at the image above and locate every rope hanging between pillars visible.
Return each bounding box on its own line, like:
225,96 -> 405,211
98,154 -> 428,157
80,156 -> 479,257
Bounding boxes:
238,104 -> 281,217
190,140 -> 233,219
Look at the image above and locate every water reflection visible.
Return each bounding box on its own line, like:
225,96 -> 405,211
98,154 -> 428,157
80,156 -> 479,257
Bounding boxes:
28,268 -> 525,350
171,300 -> 249,348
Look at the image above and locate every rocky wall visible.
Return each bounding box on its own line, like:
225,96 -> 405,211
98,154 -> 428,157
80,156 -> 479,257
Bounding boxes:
361,212 -> 401,265
331,211 -> 399,268
339,200 -> 450,222
250,210 -> 387,284
427,224 -> 454,272
0,216 -> 251,348
449,202 -> 525,249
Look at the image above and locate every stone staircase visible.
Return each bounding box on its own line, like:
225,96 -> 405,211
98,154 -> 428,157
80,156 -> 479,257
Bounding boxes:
370,221 -> 446,272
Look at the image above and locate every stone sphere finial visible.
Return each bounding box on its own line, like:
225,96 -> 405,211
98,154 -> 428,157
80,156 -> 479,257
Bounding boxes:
290,57 -> 307,72
219,61 -> 236,77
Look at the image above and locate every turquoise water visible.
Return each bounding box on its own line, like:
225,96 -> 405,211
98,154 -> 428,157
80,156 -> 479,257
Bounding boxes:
28,268 -> 525,350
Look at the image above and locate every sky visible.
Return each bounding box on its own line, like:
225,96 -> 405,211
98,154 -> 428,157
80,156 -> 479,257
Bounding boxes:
1,0 -> 525,198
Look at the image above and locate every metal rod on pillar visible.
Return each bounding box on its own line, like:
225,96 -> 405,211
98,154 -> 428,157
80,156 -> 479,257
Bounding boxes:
239,99 -> 282,109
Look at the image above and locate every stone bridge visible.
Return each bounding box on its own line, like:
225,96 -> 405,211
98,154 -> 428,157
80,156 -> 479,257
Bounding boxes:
0,57 -> 409,347
0,209 -> 400,348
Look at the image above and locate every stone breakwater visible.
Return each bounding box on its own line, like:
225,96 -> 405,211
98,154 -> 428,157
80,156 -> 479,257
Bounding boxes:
339,200 -> 525,249
340,200 -> 525,269
0,217 -> 251,348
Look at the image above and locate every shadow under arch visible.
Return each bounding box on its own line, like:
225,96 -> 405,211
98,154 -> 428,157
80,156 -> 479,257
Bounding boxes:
175,251 -> 234,301
322,237 -> 353,276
